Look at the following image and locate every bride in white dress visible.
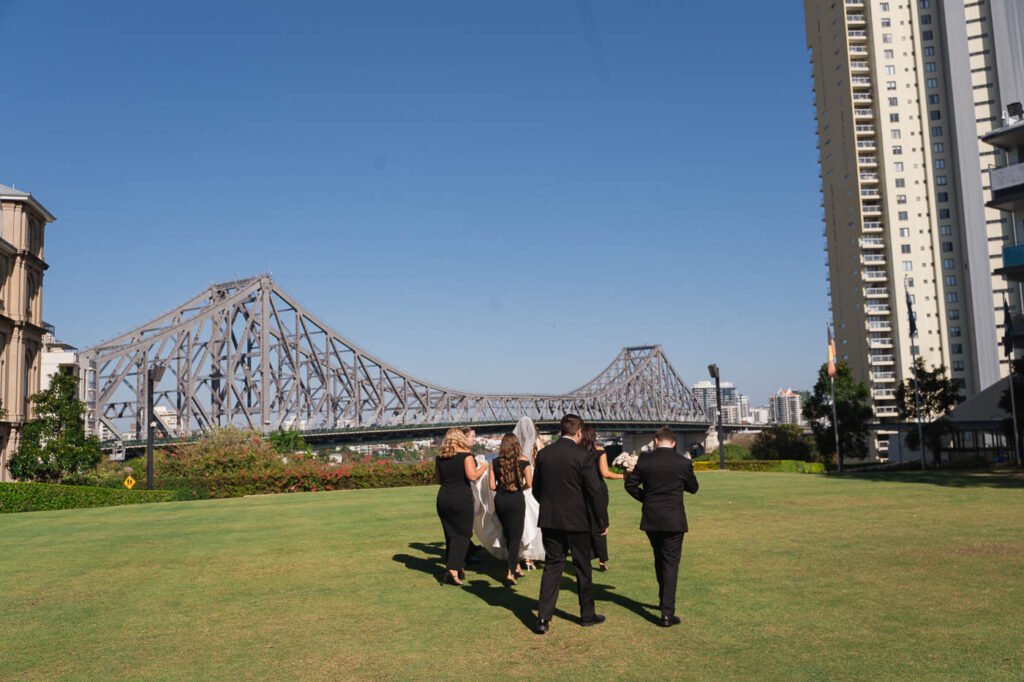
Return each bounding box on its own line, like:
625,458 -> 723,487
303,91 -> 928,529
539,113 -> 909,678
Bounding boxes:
469,417 -> 545,567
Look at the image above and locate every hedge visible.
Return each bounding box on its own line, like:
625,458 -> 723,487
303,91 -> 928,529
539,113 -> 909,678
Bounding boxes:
693,460 -> 825,474
0,482 -> 180,514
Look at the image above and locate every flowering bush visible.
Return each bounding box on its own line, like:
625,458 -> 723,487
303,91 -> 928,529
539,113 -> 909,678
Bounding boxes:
159,426 -> 279,476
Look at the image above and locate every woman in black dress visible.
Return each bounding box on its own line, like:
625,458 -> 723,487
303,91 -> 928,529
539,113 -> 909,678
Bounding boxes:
581,424 -> 622,571
435,427 -> 488,585
488,432 -> 533,586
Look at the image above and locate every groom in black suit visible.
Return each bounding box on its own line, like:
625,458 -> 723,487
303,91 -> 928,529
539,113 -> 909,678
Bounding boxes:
532,413 -> 608,634
625,426 -> 699,627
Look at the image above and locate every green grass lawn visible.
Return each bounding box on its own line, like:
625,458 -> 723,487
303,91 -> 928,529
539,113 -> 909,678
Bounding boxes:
2,470 -> 1023,680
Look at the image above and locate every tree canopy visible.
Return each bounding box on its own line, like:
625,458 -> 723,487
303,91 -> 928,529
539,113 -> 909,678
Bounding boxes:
803,361 -> 873,462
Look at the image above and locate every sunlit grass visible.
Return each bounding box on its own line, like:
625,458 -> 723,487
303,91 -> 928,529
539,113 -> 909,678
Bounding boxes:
1,470 -> 1022,680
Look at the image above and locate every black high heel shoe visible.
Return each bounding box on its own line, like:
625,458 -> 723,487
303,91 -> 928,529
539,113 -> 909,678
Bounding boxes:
504,575 -> 518,588
444,571 -> 463,586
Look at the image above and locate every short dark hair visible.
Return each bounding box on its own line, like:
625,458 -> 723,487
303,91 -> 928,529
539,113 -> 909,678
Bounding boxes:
560,414 -> 584,436
655,427 -> 676,444
460,427 -> 475,435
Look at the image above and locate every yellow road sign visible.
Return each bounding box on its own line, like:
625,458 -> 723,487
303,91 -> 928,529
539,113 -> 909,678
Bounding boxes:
123,476 -> 136,490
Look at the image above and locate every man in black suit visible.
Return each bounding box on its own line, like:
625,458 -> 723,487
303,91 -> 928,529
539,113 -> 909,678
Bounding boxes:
532,413 -> 608,634
624,426 -> 699,627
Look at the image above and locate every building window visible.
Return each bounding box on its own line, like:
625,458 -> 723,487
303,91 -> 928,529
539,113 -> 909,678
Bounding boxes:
920,0 -> 930,7
900,228 -> 911,237
925,62 -> 937,73
951,343 -> 962,354
944,275 -> 956,285
940,225 -> 952,235
935,159 -> 946,169
952,361 -> 964,371
930,110 -> 941,120
942,242 -> 953,252
887,81 -> 898,90
881,18 -> 892,27
892,130 -> 902,139
936,176 -> 948,185
921,15 -> 932,25
937,192 -> 948,202
949,309 -> 960,320
952,378 -> 966,389
946,292 -> 958,303
927,78 -> 938,88
894,162 -> 904,171
897,194 -> 907,204
922,30 -> 934,41
939,208 -> 951,219
928,94 -> 940,104
943,258 -> 955,269
896,178 -> 906,187
950,327 -> 961,337
899,211 -> 909,220
890,113 -> 900,122
892,145 -> 903,155
888,97 -> 899,106
885,65 -> 896,75
901,244 -> 911,253
880,2 -> 890,10
903,261 -> 913,271
885,50 -> 894,59
932,126 -> 943,136
933,142 -> 944,153
924,46 -> 935,56
883,33 -> 893,43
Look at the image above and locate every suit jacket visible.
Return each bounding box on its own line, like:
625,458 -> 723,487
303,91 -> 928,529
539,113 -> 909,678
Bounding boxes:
624,447 -> 699,533
533,436 -> 608,532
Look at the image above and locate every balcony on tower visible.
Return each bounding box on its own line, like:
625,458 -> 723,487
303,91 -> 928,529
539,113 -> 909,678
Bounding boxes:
864,286 -> 889,298
982,114 -> 1024,214
860,236 -> 885,249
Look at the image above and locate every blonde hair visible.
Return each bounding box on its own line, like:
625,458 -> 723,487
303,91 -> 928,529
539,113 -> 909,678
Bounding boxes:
439,428 -> 470,458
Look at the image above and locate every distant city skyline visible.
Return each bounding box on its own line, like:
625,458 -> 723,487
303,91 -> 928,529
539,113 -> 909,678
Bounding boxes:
2,0 -> 825,402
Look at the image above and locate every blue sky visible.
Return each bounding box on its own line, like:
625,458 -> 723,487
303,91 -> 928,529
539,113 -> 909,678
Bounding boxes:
1,0 -> 823,404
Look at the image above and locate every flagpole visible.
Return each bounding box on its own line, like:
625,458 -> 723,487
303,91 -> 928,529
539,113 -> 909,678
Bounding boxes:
1008,359 -> 1022,467
912,355 -> 925,471
827,323 -> 841,472
830,373 -> 841,473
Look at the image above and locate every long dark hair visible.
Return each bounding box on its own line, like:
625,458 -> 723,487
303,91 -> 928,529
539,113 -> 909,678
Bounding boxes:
581,424 -> 598,456
498,433 -> 523,491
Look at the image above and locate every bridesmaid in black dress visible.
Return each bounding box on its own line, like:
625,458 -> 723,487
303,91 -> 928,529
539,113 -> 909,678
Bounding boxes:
581,424 -> 623,571
488,433 -> 533,586
435,427 -> 488,585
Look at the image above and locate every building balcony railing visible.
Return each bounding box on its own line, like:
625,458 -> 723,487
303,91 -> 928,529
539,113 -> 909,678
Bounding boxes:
858,156 -> 878,166
863,220 -> 883,229
862,204 -> 882,214
873,388 -> 896,399
851,77 -> 872,87
867,321 -> 892,332
857,140 -> 876,149
861,188 -> 880,197
848,30 -> 868,40
864,287 -> 889,298
860,172 -> 879,181
861,254 -> 886,264
875,405 -> 899,416
863,270 -> 888,282
852,92 -> 873,102
854,107 -> 874,117
868,336 -> 893,347
846,0 -> 864,6
846,14 -> 866,23
866,304 -> 891,314
870,354 -> 895,364
987,164 -> 1024,213
860,237 -> 884,248
850,46 -> 869,55
851,61 -> 870,72
872,371 -> 896,381
855,125 -> 875,134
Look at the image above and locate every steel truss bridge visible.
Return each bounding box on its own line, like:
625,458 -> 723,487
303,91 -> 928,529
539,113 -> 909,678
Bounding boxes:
79,275 -> 710,448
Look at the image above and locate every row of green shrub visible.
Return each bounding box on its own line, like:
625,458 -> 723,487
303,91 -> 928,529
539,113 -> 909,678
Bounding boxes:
0,482 -> 179,514
692,460 -> 825,474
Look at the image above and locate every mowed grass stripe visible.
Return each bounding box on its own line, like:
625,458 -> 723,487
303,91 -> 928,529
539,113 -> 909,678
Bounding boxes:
1,471 -> 1022,680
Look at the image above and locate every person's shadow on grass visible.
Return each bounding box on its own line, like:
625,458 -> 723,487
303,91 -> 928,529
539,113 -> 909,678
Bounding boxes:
393,542 -> 655,629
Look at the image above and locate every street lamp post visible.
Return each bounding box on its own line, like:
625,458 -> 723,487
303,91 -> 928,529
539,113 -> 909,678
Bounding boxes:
146,363 -> 166,491
708,364 -> 725,470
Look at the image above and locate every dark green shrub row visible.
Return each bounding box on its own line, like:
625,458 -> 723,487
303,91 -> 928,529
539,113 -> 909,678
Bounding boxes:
693,460 -> 825,474
0,482 -> 179,514
86,459 -> 438,500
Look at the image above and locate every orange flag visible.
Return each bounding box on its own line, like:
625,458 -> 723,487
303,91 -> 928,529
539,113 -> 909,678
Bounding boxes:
827,324 -> 837,378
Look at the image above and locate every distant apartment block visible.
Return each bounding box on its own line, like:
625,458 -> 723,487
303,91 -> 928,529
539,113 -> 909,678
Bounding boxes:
769,389 -> 803,425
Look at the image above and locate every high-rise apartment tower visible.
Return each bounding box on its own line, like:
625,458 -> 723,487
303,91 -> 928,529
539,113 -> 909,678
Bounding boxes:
804,0 -> 1024,456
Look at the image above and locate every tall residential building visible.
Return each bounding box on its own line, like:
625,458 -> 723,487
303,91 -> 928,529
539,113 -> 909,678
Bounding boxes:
804,0 -> 1024,455
691,380 -> 738,422
0,185 -> 55,481
769,389 -> 804,425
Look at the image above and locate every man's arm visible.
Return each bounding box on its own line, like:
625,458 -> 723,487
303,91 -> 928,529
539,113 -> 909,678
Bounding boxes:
682,458 -> 699,494
624,461 -> 644,502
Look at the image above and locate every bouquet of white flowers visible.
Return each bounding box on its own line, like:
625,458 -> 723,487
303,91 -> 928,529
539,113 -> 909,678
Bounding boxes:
612,452 -> 638,472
